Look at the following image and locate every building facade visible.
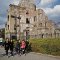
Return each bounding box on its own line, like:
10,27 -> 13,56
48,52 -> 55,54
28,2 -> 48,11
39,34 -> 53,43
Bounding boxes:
5,0 -> 58,40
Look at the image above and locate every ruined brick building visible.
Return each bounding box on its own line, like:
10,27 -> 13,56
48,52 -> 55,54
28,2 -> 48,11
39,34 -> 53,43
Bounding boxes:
5,0 -> 60,40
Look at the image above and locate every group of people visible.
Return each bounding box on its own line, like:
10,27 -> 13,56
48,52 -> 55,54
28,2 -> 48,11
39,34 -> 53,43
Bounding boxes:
3,39 -> 29,56
15,39 -> 27,55
3,39 -> 14,56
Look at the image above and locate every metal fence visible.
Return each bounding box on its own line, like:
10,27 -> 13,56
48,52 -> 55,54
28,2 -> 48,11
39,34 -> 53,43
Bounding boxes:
19,33 -> 60,40
5,33 -> 60,40
29,33 -> 60,39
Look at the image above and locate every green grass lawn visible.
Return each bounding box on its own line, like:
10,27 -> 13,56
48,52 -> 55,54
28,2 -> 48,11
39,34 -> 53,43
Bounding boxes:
29,38 -> 60,56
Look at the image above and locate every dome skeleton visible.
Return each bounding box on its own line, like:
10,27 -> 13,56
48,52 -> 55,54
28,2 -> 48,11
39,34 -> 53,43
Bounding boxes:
19,0 -> 35,4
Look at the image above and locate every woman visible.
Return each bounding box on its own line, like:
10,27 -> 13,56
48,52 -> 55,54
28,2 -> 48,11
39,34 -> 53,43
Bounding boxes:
10,40 -> 14,56
20,39 -> 26,54
4,39 -> 9,55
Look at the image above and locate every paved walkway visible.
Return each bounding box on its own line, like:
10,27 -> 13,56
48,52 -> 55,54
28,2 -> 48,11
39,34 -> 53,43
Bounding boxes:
0,47 -> 60,60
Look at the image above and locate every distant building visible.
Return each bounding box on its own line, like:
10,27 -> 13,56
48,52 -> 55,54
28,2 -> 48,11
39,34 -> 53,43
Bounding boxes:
5,0 -> 60,40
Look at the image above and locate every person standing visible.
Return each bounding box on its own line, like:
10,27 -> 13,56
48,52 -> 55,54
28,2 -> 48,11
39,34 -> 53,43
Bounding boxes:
18,40 -> 21,54
15,40 -> 21,55
20,39 -> 26,54
25,40 -> 29,52
10,40 -> 14,56
4,39 -> 9,56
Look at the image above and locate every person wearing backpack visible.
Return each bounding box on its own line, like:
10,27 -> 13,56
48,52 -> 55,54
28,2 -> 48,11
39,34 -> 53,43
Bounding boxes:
15,40 -> 21,55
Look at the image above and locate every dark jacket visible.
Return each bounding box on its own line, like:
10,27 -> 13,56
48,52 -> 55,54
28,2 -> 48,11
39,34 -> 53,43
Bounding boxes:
10,41 -> 14,51
4,41 -> 9,50
15,42 -> 20,49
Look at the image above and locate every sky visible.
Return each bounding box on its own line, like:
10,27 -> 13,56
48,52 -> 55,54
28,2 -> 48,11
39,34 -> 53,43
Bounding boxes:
0,0 -> 60,28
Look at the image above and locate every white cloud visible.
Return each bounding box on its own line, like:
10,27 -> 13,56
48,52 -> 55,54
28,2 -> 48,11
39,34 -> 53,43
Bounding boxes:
12,0 -> 20,5
41,5 -> 60,22
43,5 -> 60,16
37,0 -> 57,8
0,24 -> 5,29
41,0 -> 56,5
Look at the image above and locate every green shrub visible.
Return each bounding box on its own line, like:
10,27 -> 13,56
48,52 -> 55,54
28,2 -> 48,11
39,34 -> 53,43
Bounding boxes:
29,38 -> 60,56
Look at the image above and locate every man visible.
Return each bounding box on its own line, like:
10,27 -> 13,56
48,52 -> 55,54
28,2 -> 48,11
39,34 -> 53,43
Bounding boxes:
15,40 -> 21,55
